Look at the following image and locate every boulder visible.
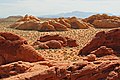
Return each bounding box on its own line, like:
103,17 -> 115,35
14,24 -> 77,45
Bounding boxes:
0,32 -> 45,65
65,37 -> 79,47
90,46 -> 115,57
32,34 -> 79,49
34,40 -> 63,49
85,54 -> 96,61
38,34 -> 67,46
45,40 -> 63,49
78,29 -> 120,56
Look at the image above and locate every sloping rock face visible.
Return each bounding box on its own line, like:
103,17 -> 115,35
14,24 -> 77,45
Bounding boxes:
78,29 -> 120,56
32,34 -> 79,49
0,32 -> 44,65
83,14 -> 120,28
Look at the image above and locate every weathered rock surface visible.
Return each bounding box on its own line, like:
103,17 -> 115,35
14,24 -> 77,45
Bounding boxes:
32,34 -> 79,49
79,29 -> 120,56
9,14 -> 42,30
0,32 -> 44,65
17,14 -> 40,22
83,14 -> 120,28
69,17 -> 90,29
65,37 -> 79,47
93,19 -> 120,28
40,21 -> 56,31
9,15 -> 90,31
58,18 -> 71,28
83,14 -> 120,24
1,59 -> 120,80
0,28 -> 120,80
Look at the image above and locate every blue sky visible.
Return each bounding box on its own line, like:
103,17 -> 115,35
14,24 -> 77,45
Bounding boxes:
0,0 -> 120,17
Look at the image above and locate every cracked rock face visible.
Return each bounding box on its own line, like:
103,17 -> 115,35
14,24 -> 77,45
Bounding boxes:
0,32 -> 45,65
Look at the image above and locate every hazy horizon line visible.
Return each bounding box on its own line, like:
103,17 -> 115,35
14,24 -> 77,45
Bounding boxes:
0,10 -> 119,18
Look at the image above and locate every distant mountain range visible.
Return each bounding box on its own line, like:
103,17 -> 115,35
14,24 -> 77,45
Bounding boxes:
40,11 -> 113,18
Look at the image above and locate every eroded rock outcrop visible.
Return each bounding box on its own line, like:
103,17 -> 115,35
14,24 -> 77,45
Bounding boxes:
79,28 -> 120,56
49,20 -> 68,31
9,14 -> 42,30
9,15 -> 90,31
69,17 -> 91,29
0,32 -> 44,65
93,19 -> 120,28
1,59 -> 120,80
39,21 -> 56,31
32,34 -> 78,49
0,29 -> 120,80
17,14 -> 40,22
83,14 -> 120,28
83,14 -> 120,24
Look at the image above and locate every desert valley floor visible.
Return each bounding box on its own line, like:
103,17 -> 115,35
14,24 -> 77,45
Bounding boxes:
0,15 -> 120,80
0,17 -> 114,61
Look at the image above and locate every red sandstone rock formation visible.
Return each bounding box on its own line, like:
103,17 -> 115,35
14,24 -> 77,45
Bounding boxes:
83,14 -> 120,24
55,18 -> 71,28
16,21 -> 42,30
93,19 -> 120,28
90,46 -> 115,57
32,34 -> 78,49
40,21 -> 56,31
65,37 -> 79,47
69,17 -> 90,29
78,29 -> 120,56
0,32 -> 44,65
9,14 -> 42,30
49,20 -> 68,31
0,29 -> 120,80
1,59 -> 120,80
38,34 -> 67,46
10,15 -> 91,31
33,40 -> 63,49
17,14 -> 40,22
83,14 -> 120,28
